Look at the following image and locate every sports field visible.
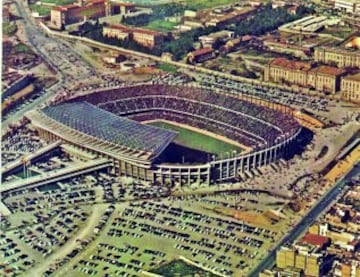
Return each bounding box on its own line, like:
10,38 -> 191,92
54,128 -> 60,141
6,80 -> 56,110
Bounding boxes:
148,121 -> 243,156
116,0 -> 177,5
30,0 -> 76,16
156,63 -> 178,73
29,4 -> 51,16
113,0 -> 245,9
145,20 -> 177,32
3,23 -> 18,36
40,0 -> 76,5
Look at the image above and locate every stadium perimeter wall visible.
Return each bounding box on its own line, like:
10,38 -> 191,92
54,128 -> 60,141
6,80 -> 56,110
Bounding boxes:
152,127 -> 302,185
34,123 -> 301,186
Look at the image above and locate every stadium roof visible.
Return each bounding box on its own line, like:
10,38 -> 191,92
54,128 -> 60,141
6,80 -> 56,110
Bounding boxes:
41,102 -> 177,155
270,57 -> 312,71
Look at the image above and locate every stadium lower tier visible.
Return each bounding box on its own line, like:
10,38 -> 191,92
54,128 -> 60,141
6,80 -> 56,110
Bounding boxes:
31,123 -> 303,185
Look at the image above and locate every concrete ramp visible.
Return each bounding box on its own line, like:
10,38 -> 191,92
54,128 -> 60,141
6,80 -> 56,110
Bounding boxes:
0,159 -> 111,194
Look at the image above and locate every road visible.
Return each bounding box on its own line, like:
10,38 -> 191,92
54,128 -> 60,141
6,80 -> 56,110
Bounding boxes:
2,1 -> 58,132
2,0 -> 95,133
248,164 -> 360,277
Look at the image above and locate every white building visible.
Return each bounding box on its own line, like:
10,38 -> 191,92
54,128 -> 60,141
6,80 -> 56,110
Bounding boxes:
184,10 -> 197,18
199,30 -> 235,48
334,0 -> 360,14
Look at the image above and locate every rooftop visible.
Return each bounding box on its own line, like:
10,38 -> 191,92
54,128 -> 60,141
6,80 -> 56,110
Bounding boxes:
52,0 -> 110,12
318,46 -> 360,55
87,0 -> 106,4
105,24 -> 132,32
52,4 -> 79,11
309,65 -> 347,76
189,47 -> 214,57
41,102 -> 177,155
3,7 -> 10,16
343,72 -> 360,81
270,57 -> 312,71
336,0 -> 360,3
207,30 -> 234,39
104,24 -> 162,36
301,233 -> 330,248
132,27 -> 162,36
348,240 -> 360,246
111,1 -> 136,7
216,7 -> 254,23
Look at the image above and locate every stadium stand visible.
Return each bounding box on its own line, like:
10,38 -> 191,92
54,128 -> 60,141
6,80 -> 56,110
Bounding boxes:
72,85 -> 299,147
42,102 -> 177,155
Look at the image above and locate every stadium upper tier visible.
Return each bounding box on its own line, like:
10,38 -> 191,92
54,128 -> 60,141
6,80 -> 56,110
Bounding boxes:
71,85 -> 300,147
41,102 -> 177,157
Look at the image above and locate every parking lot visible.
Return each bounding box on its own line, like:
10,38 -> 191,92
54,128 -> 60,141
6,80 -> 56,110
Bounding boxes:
197,74 -> 331,112
1,125 -> 45,166
44,190 -> 293,277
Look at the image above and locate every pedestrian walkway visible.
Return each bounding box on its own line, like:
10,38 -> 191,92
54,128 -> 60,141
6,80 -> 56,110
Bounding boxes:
0,201 -> 11,216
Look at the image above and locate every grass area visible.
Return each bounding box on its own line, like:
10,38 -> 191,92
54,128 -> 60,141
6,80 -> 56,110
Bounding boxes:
29,0 -> 76,16
145,19 -> 177,32
151,259 -> 218,277
157,63 -> 178,73
186,0 -> 242,10
219,56 -> 232,63
112,0 -> 175,5
240,48 -> 279,59
148,121 -> 243,155
80,7 -> 101,17
29,4 -> 51,16
41,0 -> 76,5
3,22 -> 18,36
14,43 -> 32,54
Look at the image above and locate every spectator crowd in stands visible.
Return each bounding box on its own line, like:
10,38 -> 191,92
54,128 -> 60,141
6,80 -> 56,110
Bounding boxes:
72,85 -> 300,148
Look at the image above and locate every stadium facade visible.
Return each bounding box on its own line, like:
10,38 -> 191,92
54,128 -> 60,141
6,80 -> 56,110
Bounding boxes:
26,85 -> 304,185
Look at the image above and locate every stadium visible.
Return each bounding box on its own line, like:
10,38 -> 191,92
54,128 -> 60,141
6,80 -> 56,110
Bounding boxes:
26,84 -> 308,185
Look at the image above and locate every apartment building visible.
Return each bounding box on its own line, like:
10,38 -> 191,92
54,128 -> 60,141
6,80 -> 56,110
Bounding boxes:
186,47 -> 216,64
50,0 -> 135,30
264,57 -> 347,93
102,24 -> 163,49
314,47 -> 360,69
334,0 -> 360,14
341,72 -> 360,103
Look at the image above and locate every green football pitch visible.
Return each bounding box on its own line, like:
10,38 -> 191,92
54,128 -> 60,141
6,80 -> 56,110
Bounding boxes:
148,121 -> 243,156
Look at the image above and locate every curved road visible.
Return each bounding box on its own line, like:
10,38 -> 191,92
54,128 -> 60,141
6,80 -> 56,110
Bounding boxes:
2,1 -> 59,132
2,0 -> 94,132
25,204 -> 110,276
